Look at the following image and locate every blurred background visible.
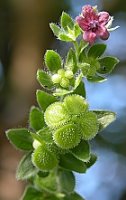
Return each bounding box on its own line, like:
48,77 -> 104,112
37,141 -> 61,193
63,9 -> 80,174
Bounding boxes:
0,0 -> 126,200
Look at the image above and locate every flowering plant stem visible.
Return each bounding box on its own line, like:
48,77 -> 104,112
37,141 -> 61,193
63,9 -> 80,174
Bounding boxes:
6,5 -> 119,200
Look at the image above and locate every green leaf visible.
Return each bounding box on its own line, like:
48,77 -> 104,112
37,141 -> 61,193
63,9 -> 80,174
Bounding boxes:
37,69 -> 53,88
71,141 -> 90,162
88,44 -> 106,58
98,56 -> 119,74
87,74 -> 107,83
45,50 -> 62,73
65,48 -> 77,73
50,23 -> 61,37
29,106 -> 45,131
64,192 -> 85,200
86,153 -> 97,168
22,186 -> 44,200
93,110 -> 116,131
36,90 -> 57,111
74,23 -> 81,38
59,170 -> 75,193
61,12 -> 74,31
59,33 -> 74,42
59,153 -> 87,173
79,40 -> 89,55
73,81 -> 86,98
6,128 -> 33,151
16,152 -> 37,180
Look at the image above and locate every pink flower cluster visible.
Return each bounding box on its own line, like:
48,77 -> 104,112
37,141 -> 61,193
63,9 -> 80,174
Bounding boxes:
76,5 -> 111,44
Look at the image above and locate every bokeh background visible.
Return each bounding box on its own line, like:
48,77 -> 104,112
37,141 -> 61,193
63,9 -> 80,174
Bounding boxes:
0,0 -> 126,200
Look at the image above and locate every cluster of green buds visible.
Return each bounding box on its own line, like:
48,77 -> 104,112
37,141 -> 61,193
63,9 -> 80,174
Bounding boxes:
6,5 -> 119,200
52,69 -> 73,88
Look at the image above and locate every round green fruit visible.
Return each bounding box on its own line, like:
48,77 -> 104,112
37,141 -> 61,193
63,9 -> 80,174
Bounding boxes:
32,145 -> 58,171
44,102 -> 69,128
63,94 -> 88,115
79,112 -> 99,140
53,124 -> 81,149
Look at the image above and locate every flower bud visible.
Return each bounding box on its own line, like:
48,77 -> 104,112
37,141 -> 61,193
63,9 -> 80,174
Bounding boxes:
58,69 -> 65,76
60,78 -> 70,88
52,74 -> 61,84
65,70 -> 73,79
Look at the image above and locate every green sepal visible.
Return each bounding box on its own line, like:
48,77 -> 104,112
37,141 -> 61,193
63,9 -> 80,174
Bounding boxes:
61,12 -> 74,31
86,153 -> 97,168
93,110 -> 116,131
59,153 -> 87,173
36,90 -> 57,111
98,56 -> 119,74
50,23 -> 61,37
16,152 -> 37,180
44,50 -> 62,73
88,44 -> 106,58
37,69 -> 53,88
87,74 -> 107,82
71,140 -> 90,162
58,170 -> 75,194
6,128 -> 33,151
21,186 -> 44,200
29,106 -> 45,131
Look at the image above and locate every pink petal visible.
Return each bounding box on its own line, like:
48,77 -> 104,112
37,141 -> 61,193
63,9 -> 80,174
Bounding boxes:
82,5 -> 98,21
76,16 -> 89,31
98,12 -> 110,25
97,26 -> 110,40
83,31 -> 97,44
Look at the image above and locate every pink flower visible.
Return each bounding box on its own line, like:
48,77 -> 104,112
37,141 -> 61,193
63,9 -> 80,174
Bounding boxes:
76,5 -> 110,44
